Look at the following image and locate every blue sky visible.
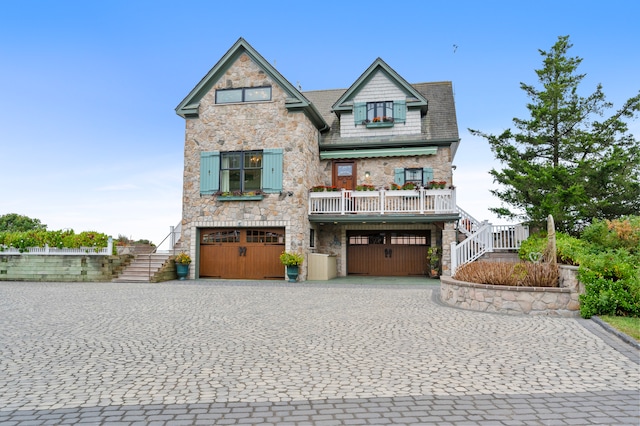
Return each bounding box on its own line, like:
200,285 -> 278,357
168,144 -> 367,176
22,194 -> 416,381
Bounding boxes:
1,0 -> 638,247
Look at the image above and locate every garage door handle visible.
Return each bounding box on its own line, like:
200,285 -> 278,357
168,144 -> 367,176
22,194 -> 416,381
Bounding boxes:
384,248 -> 392,258
238,247 -> 247,257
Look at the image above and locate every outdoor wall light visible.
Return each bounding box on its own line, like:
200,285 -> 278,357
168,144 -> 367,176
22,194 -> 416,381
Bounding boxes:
364,171 -> 371,178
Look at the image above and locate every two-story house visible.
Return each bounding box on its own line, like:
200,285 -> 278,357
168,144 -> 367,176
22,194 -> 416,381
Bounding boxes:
175,38 -> 460,281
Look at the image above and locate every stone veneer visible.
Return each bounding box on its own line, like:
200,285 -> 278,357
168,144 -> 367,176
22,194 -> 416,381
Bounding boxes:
180,53 -> 323,280
440,265 -> 583,317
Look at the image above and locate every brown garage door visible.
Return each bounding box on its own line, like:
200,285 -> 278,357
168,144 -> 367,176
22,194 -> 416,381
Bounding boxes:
199,228 -> 285,279
347,230 -> 431,276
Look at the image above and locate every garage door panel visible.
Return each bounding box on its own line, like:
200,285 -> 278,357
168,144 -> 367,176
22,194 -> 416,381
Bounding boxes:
199,228 -> 284,280
347,230 -> 430,276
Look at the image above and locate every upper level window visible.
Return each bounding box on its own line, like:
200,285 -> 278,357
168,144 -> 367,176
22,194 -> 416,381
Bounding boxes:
216,86 -> 272,104
405,168 -> 423,185
353,100 -> 406,126
367,101 -> 393,122
220,151 -> 263,192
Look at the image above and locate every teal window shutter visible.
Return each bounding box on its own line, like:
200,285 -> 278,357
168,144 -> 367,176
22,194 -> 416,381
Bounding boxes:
353,102 -> 366,125
394,168 -> 405,185
422,167 -> 434,185
262,148 -> 283,193
200,151 -> 220,195
393,100 -> 406,123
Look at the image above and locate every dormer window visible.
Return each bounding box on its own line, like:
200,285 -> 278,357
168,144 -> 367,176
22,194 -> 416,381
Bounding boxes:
367,101 -> 393,122
216,86 -> 272,104
353,100 -> 406,127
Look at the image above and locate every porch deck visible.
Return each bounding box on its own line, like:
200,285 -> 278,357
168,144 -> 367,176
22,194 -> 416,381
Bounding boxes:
308,188 -> 456,216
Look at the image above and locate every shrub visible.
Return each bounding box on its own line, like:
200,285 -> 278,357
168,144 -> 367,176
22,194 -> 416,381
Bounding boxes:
581,216 -> 640,253
453,261 -> 559,287
519,232 -> 587,265
578,248 -> 640,318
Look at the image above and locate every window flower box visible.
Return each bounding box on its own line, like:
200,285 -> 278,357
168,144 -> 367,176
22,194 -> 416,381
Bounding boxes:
216,190 -> 264,201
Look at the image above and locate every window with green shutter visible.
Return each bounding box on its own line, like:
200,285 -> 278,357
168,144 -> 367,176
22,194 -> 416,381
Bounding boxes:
200,149 -> 284,196
200,151 -> 220,194
262,148 -> 283,193
356,100 -> 406,127
353,102 -> 366,125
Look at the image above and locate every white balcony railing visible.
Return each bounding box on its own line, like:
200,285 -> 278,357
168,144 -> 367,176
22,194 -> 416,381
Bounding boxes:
309,188 -> 456,215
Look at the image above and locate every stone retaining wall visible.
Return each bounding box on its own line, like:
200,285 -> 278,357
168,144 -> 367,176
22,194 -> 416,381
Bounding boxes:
0,255 -> 132,282
440,265 -> 583,317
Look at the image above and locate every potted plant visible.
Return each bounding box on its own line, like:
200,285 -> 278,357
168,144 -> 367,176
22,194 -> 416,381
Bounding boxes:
174,252 -> 191,280
427,247 -> 441,278
280,251 -> 304,282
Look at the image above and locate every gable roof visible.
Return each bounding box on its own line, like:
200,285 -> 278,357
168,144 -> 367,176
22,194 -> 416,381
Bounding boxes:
331,58 -> 429,116
175,38 -> 328,131
305,81 -> 459,143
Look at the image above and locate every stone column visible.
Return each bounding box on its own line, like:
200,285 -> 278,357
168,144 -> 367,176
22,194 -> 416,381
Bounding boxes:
441,221 -> 457,276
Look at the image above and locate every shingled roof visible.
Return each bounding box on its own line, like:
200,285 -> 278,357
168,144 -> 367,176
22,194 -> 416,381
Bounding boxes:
303,81 -> 459,150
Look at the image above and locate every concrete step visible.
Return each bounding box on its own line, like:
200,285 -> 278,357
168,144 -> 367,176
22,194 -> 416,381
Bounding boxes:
477,251 -> 520,263
113,253 -> 172,283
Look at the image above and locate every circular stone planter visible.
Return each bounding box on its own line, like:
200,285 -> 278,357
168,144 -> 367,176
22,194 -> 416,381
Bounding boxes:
440,266 -> 582,317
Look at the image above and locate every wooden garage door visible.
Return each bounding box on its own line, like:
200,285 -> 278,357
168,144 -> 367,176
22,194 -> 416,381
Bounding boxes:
347,230 -> 430,276
199,228 -> 285,279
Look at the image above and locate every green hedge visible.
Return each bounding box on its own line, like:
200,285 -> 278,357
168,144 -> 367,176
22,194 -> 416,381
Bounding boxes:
0,230 -> 110,253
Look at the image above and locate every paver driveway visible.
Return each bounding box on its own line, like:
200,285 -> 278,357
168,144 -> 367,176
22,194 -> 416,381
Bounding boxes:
0,280 -> 638,425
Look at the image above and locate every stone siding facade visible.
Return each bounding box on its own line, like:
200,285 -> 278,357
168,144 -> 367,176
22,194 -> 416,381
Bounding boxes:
180,53 -> 323,280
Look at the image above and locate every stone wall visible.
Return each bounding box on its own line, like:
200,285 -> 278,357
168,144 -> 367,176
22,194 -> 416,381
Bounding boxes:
440,266 -> 583,317
0,255 -> 132,282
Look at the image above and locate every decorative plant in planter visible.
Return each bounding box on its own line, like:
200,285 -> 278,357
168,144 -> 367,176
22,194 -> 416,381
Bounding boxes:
427,247 -> 441,277
355,184 -> 376,191
427,180 -> 447,189
174,252 -> 191,280
280,251 -> 304,282
310,185 -> 338,192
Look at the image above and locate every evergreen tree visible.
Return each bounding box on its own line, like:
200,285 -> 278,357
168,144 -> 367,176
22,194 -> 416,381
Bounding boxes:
471,35 -> 640,234
0,213 -> 47,232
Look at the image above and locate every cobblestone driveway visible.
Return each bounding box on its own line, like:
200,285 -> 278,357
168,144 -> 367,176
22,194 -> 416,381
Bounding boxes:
0,281 -> 638,425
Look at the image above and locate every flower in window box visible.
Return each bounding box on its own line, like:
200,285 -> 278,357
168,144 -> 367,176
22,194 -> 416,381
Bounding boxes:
355,184 -> 376,191
372,117 -> 382,123
382,116 -> 394,123
361,119 -> 371,125
401,182 -> 418,190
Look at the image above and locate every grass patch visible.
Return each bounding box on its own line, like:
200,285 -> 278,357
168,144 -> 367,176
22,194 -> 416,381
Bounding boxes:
599,316 -> 640,341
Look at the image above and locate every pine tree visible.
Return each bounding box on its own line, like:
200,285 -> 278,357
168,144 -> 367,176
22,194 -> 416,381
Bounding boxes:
471,35 -> 640,234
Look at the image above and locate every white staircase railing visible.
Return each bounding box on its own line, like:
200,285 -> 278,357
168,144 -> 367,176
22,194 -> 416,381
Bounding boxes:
451,223 -> 493,275
451,212 -> 530,275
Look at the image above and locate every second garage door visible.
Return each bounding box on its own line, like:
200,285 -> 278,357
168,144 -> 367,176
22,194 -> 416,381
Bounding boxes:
347,230 -> 431,276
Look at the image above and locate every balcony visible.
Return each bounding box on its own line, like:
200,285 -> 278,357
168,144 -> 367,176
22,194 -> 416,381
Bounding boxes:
308,188 -> 457,222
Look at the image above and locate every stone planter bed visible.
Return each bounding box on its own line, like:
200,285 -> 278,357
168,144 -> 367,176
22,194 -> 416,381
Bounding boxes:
440,265 -> 583,317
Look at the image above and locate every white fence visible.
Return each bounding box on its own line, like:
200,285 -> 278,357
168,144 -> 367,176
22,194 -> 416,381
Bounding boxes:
1,237 -> 113,255
309,188 -> 456,215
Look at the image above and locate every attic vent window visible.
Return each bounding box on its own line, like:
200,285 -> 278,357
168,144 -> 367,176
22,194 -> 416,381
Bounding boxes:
216,86 -> 272,104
